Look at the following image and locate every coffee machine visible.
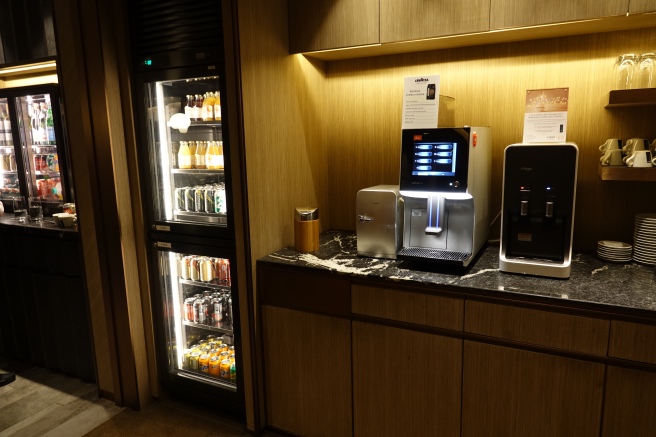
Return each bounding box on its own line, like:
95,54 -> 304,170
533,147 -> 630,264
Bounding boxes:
398,127 -> 491,267
499,143 -> 578,278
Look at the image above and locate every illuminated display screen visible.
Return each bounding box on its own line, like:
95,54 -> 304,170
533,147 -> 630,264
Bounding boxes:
411,142 -> 457,176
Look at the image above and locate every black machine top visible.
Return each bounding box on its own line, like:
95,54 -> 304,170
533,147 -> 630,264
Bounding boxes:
399,127 -> 471,193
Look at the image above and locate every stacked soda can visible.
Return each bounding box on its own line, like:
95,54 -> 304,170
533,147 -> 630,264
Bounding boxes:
179,255 -> 231,286
174,183 -> 226,213
181,333 -> 236,384
183,290 -> 232,328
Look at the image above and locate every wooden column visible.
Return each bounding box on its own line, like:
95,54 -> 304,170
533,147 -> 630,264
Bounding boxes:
52,0 -> 152,408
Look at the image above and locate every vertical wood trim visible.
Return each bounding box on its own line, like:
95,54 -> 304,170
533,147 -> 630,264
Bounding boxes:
51,0 -> 117,398
53,0 -> 151,409
223,0 -> 256,430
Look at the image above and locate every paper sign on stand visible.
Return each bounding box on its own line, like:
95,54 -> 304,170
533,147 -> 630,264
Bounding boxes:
522,88 -> 569,142
402,75 -> 440,129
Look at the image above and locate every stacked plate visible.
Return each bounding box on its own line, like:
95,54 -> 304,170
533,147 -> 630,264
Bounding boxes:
597,240 -> 633,263
633,213 -> 656,266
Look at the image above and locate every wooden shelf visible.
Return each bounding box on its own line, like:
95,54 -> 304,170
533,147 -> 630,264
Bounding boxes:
606,88 -> 656,107
598,165 -> 656,181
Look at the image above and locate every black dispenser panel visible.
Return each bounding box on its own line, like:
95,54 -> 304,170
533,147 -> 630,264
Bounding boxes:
502,144 -> 577,262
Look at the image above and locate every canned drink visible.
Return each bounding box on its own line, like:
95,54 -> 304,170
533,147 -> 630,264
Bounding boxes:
194,187 -> 204,212
179,256 -> 191,280
212,297 -> 223,325
190,257 -> 201,281
182,349 -> 191,370
46,154 -> 55,172
204,186 -> 215,214
218,344 -> 229,355
229,361 -> 236,382
200,258 -> 215,282
209,356 -> 220,376
199,354 -> 210,373
189,351 -> 201,372
206,335 -> 216,342
229,353 -> 235,364
175,188 -> 186,211
184,298 -> 195,321
193,298 -> 203,324
185,187 -> 195,211
217,258 -> 229,283
198,339 -> 208,346
229,346 -> 235,354
189,343 -> 200,352
220,359 -> 231,380
199,298 -> 210,325
214,185 -> 226,213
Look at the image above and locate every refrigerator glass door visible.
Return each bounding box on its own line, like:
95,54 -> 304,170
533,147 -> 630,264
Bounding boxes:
14,92 -> 65,210
0,98 -> 20,204
158,248 -> 237,392
144,76 -> 227,228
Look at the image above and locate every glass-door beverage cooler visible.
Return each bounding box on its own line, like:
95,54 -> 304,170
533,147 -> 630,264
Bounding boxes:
136,60 -> 245,417
140,67 -> 233,240
0,84 -> 74,215
150,238 -> 244,414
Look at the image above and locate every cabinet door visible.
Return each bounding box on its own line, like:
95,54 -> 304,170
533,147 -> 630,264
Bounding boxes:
602,366 -> 656,437
490,0 -> 628,29
629,0 -> 656,13
262,306 -> 352,437
288,0 -> 379,53
380,0 -> 490,43
353,322 -> 462,437
462,341 -> 605,437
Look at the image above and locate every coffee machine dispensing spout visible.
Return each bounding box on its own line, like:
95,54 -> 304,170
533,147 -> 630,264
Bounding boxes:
425,194 -> 446,235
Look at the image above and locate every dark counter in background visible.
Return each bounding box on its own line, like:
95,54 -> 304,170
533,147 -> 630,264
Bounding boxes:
0,215 -> 94,382
258,230 -> 656,318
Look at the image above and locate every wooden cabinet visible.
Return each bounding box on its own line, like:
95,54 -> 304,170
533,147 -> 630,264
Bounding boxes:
262,306 -> 352,437
462,341 -> 605,437
629,0 -> 656,13
379,0 -> 489,43
288,0 -> 379,53
465,300 -> 610,356
490,0 -> 628,29
608,320 -> 656,365
602,366 -> 656,437
352,284 -> 464,330
353,322 -> 462,437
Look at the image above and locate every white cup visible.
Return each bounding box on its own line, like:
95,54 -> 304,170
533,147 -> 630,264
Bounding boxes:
600,149 -> 624,166
625,150 -> 653,167
622,138 -> 647,156
599,138 -> 621,152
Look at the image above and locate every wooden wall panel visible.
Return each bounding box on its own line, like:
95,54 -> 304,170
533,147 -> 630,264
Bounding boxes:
381,0 -> 490,43
490,0 -> 628,30
288,0 -> 379,53
325,28 -> 656,249
629,0 -> 656,14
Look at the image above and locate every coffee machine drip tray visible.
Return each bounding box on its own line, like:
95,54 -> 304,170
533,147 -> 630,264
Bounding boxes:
398,247 -> 472,264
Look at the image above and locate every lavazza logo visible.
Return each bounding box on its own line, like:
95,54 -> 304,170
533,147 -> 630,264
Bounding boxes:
415,78 -> 430,83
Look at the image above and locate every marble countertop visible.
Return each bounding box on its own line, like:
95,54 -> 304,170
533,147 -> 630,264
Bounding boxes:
258,230 -> 656,316
0,215 -> 78,235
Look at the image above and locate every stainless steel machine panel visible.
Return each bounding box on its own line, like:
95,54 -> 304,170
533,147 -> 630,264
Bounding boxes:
356,185 -> 403,259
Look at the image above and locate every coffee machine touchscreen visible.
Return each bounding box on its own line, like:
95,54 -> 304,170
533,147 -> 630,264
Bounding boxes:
412,142 -> 457,176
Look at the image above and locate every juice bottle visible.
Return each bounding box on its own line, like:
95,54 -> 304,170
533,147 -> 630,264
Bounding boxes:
184,95 -> 193,119
188,141 -> 197,168
216,141 -> 224,170
178,141 -> 192,169
213,92 -> 221,121
193,94 -> 203,121
202,93 -> 215,121
195,141 -> 207,169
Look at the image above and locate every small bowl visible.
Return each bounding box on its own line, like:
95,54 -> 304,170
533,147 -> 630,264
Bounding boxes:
53,213 -> 76,228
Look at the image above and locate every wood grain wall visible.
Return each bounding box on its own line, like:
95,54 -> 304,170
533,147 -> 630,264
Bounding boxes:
324,27 -> 656,250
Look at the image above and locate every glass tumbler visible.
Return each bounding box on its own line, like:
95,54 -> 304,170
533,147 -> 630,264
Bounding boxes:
636,53 -> 656,89
614,54 -> 637,90
13,196 -> 27,222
